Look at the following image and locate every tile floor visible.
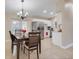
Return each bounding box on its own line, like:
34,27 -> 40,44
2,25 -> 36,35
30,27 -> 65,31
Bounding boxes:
5,38 -> 73,59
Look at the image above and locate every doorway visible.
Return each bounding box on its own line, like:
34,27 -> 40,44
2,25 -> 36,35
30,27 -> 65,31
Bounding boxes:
32,21 -> 44,39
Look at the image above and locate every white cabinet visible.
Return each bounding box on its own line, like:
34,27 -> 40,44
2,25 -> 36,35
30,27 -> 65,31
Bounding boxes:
52,32 -> 62,47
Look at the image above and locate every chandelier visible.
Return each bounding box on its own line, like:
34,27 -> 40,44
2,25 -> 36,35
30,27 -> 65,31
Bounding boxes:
17,0 -> 29,20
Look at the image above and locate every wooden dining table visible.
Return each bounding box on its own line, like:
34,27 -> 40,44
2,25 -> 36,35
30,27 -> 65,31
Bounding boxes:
15,34 -> 41,59
16,37 -> 29,59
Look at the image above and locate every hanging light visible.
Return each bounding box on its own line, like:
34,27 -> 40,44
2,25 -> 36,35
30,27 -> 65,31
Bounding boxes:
17,0 -> 29,20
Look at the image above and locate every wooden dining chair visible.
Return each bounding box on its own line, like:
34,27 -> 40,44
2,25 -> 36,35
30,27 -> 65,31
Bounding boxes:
15,29 -> 25,51
24,32 -> 40,59
9,31 -> 17,53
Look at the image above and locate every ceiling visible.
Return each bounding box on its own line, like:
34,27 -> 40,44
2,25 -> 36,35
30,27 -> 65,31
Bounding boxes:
5,0 -> 72,18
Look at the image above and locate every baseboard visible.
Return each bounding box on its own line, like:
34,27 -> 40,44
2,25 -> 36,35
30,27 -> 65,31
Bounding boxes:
61,43 -> 73,49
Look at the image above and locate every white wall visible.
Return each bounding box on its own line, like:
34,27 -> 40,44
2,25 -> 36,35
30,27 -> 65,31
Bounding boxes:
51,12 -> 62,31
51,12 -> 63,47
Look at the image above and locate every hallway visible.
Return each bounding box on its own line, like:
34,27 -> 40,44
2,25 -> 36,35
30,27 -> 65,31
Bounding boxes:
5,38 -> 73,59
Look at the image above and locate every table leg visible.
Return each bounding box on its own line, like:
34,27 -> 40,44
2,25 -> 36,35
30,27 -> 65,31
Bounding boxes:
17,43 -> 20,59
39,37 -> 41,53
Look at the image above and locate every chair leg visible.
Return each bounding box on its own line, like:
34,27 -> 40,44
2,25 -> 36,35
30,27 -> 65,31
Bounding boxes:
28,50 -> 30,59
20,43 -> 22,50
11,44 -> 13,53
37,46 -> 39,59
23,46 -> 25,54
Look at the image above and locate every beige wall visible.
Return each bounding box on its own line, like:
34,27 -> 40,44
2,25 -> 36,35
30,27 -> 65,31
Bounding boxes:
5,14 -> 13,41
62,2 -> 73,46
51,2 -> 73,47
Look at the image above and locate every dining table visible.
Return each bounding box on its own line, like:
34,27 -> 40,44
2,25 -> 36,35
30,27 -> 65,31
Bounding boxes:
15,33 -> 41,59
16,37 -> 29,59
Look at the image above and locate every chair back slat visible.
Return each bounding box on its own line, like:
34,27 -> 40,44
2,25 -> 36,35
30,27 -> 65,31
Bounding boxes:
28,32 -> 40,47
15,29 -> 22,37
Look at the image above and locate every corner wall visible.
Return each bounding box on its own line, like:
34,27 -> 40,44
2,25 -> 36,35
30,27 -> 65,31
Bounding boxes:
62,2 -> 73,47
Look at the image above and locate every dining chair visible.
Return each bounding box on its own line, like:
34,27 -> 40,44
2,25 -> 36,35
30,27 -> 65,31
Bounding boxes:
15,29 -> 24,51
9,31 -> 17,53
15,29 -> 22,37
24,32 -> 40,59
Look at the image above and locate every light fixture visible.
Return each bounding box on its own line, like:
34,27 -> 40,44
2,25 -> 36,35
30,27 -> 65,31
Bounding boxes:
50,12 -> 53,15
43,10 -> 47,13
65,3 -> 72,12
17,0 -> 29,20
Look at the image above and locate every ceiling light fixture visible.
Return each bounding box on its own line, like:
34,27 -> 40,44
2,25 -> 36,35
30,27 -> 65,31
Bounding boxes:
17,0 -> 29,20
50,12 -> 53,15
43,10 -> 47,13
65,3 -> 72,12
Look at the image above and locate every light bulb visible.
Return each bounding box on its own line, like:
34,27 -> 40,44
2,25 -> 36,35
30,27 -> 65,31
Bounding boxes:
17,13 -> 20,16
25,12 -> 29,16
19,11 -> 22,14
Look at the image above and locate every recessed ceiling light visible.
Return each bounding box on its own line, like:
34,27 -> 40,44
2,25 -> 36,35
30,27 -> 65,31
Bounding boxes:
50,12 -> 53,15
43,10 -> 47,13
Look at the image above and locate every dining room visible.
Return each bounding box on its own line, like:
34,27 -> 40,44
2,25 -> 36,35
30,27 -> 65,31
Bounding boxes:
5,0 -> 73,59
